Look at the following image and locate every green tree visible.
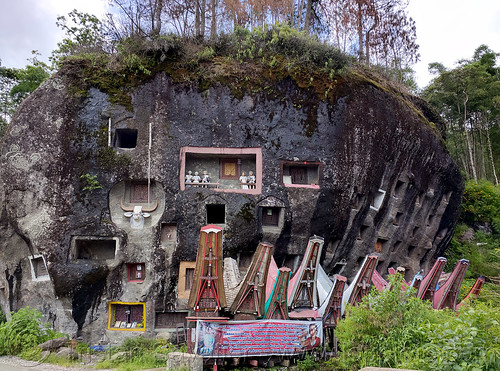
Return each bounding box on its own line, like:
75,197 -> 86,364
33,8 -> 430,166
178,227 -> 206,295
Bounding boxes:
0,64 -> 17,135
0,54 -> 50,137
423,45 -> 500,184
51,9 -> 108,65
9,64 -> 50,105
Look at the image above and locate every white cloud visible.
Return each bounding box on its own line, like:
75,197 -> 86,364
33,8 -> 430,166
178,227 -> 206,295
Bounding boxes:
0,0 -> 108,68
408,0 -> 500,89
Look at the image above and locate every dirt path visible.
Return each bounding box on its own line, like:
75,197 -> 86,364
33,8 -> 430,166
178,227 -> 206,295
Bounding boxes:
0,356 -> 109,371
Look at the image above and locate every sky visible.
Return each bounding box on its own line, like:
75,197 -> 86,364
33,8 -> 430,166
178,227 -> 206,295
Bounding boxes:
1,0 -> 500,89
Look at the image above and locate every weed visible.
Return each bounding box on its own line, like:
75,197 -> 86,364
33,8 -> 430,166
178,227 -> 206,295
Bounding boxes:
80,173 -> 102,193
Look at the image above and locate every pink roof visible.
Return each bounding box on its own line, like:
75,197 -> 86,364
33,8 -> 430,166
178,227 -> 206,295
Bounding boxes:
289,309 -> 320,319
265,256 -> 279,301
200,224 -> 223,233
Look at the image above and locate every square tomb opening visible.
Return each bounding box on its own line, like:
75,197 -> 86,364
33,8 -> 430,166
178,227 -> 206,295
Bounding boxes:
72,237 -> 118,261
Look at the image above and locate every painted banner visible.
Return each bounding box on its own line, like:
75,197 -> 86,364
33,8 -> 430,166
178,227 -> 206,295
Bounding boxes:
194,319 -> 323,357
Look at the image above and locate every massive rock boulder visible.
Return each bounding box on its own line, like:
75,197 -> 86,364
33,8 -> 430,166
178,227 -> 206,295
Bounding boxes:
0,52 -> 463,342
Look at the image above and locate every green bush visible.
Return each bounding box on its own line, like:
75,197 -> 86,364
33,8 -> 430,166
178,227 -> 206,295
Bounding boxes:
335,274 -> 445,370
447,226 -> 500,279
0,307 -> 67,355
461,180 -> 500,232
445,180 -> 500,302
334,274 -> 500,371
403,302 -> 500,371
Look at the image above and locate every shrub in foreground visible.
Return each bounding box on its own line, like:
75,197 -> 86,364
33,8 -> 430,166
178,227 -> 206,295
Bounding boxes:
0,307 -> 66,355
333,275 -> 500,371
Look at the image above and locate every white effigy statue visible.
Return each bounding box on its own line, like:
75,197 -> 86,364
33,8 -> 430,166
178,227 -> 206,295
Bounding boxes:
248,171 -> 256,189
192,171 -> 201,186
202,170 -> 211,187
185,170 -> 193,187
240,172 -> 248,189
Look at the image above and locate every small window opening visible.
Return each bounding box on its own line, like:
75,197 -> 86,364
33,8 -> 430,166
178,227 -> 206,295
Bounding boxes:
262,207 -> 280,226
408,245 -> 416,257
393,212 -> 403,226
388,261 -> 398,271
114,129 -> 138,149
415,192 -> 424,206
410,226 -> 419,238
370,189 -> 386,211
282,162 -> 320,187
206,204 -> 225,224
375,238 -> 387,253
355,256 -> 365,270
357,225 -> 370,240
128,263 -> 145,282
391,240 -> 402,252
394,180 -> 405,198
353,193 -> 364,210
161,223 -> 177,244
185,268 -> 194,291
331,258 -> 347,275
30,256 -> 49,279
109,302 -> 145,330
437,228 -> 448,239
427,214 -> 434,227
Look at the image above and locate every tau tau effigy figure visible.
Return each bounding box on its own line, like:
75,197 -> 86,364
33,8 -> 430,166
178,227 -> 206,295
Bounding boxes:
192,171 -> 202,186
202,170 -> 210,187
248,171 -> 256,189
185,170 -> 193,187
240,172 -> 248,189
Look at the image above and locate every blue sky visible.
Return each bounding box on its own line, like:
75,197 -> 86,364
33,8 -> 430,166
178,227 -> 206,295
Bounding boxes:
1,0 -> 499,89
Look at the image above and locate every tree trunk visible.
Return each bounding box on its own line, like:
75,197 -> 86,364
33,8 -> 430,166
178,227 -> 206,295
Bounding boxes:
357,0 -> 365,62
151,0 -> 163,36
210,0 -> 217,39
463,93 -> 478,182
195,0 -> 200,36
486,125 -> 499,185
297,0 -> 305,29
200,0 -> 206,38
304,0 -> 312,34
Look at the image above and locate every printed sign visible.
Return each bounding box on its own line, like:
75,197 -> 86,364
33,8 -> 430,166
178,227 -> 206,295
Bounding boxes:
194,319 -> 322,357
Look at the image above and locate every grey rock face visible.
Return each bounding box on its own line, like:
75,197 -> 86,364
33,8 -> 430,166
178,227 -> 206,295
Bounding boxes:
0,67 -> 463,342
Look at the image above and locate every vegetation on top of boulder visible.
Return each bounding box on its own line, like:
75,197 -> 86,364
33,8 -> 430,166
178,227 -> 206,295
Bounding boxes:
59,24 -> 353,107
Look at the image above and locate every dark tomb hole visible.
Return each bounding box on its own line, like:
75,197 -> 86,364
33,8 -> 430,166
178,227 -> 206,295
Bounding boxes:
114,129 -> 138,148
393,212 -> 403,226
206,204 -> 225,224
75,238 -> 116,260
408,245 -> 416,257
391,240 -> 402,252
394,180 -> 405,198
